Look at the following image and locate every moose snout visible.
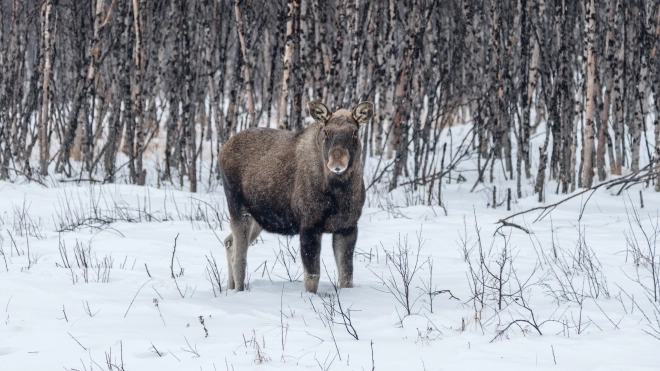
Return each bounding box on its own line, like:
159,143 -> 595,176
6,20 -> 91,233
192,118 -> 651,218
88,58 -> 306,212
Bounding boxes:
330,165 -> 346,174
327,147 -> 349,174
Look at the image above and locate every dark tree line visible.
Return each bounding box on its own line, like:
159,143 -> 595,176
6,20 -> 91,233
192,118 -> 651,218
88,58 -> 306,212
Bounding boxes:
0,0 -> 659,198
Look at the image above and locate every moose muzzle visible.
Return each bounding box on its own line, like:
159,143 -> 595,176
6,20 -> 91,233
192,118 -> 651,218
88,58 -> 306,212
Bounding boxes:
327,147 -> 349,174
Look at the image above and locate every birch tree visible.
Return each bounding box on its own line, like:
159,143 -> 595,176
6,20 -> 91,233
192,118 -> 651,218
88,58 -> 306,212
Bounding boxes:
38,0 -> 54,176
582,0 -> 597,188
234,0 -> 256,126
278,0 -> 295,130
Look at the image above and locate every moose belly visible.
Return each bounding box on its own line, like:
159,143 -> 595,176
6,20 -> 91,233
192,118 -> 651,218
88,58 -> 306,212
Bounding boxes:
246,203 -> 300,235
320,209 -> 360,233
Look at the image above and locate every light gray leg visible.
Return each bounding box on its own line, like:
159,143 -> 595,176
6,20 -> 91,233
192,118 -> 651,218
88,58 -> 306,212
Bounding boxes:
224,234 -> 235,290
228,214 -> 253,291
332,227 -> 357,288
225,218 -> 262,291
247,222 -> 263,245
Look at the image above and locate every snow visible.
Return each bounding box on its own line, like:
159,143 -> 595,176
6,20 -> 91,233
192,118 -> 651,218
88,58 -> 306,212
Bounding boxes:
1,175 -> 659,370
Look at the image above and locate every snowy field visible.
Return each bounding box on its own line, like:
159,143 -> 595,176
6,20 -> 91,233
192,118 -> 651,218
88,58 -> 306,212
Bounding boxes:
1,170 -> 660,370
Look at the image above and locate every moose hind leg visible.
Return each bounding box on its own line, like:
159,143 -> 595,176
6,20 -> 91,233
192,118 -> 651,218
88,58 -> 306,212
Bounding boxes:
332,227 -> 357,288
248,222 -> 263,245
300,229 -> 322,293
224,234 -> 235,290
228,213 -> 254,291
223,220 -> 261,291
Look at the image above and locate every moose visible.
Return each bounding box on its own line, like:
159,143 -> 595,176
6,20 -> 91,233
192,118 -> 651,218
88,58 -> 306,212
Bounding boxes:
219,101 -> 374,293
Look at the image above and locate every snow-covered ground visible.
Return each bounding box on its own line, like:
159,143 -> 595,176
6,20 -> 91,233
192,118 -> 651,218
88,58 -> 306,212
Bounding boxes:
1,171 -> 659,371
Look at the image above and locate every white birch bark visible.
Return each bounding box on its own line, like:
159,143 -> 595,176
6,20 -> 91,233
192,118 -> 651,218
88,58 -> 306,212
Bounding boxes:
132,0 -> 145,184
582,0 -> 596,187
39,0 -> 53,176
278,0 -> 295,130
234,0 -> 255,126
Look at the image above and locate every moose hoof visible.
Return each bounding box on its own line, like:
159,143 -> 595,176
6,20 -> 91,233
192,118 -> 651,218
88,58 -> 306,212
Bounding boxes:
340,274 -> 353,288
304,274 -> 320,293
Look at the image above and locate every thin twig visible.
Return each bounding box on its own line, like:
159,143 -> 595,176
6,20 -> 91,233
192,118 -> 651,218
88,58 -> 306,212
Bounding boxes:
124,278 -> 153,317
67,332 -> 87,350
181,336 -> 200,357
494,220 -> 531,236
170,233 -> 180,279
149,343 -> 163,357
371,340 -> 375,371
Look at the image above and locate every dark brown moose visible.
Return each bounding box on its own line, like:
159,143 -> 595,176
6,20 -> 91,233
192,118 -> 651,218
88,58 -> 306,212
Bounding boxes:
219,101 -> 374,292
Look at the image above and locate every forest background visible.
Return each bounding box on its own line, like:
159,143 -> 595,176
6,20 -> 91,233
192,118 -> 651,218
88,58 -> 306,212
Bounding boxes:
0,0 -> 659,197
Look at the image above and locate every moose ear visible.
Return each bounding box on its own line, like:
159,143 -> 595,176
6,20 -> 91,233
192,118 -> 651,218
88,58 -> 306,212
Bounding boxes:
308,101 -> 332,124
351,102 -> 374,125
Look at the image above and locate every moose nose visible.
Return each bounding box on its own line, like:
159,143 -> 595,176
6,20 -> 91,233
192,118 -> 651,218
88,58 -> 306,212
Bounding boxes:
328,164 -> 347,174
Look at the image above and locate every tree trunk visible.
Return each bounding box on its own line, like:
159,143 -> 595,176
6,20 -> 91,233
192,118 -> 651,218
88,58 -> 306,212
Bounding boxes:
132,0 -> 145,185
278,0 -> 295,130
38,0 -> 54,176
652,6 -> 660,191
582,0 -> 596,188
611,1 -> 625,175
385,0 -> 396,159
234,0 -> 256,127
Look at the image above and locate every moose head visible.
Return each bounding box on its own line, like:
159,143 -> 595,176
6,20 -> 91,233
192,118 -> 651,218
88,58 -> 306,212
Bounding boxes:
307,101 -> 374,176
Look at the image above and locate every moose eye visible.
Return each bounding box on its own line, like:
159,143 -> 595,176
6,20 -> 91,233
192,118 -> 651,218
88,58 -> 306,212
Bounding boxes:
322,129 -> 329,138
352,130 -> 359,138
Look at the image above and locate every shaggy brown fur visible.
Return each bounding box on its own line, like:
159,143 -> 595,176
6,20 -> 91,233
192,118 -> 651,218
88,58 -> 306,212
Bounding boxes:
219,101 -> 374,292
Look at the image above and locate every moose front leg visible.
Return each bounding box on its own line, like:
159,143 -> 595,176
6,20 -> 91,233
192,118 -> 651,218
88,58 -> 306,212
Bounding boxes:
332,227 -> 357,288
300,229 -> 322,293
